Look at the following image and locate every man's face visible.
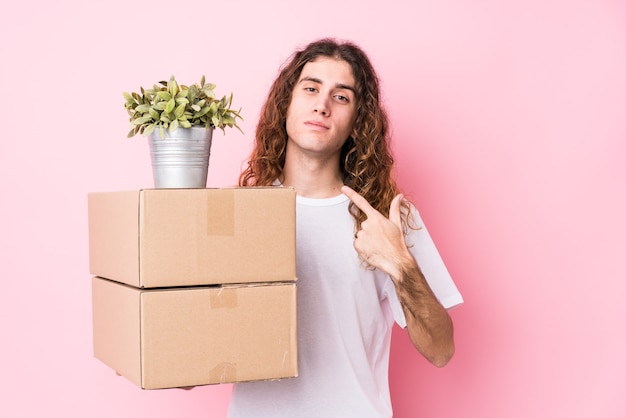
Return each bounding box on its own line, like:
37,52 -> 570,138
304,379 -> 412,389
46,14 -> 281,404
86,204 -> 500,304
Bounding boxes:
285,57 -> 357,160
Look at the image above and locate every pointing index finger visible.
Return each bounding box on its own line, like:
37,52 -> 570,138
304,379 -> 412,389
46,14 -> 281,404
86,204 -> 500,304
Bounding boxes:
341,185 -> 377,217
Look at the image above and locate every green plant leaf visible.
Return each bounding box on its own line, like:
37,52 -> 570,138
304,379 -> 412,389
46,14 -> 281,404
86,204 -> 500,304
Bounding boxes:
149,108 -> 160,119
222,114 -> 235,125
123,92 -> 136,105
168,77 -> 179,96
144,124 -> 156,137
188,85 -> 198,100
175,97 -> 189,106
165,98 -> 176,114
195,105 -> 210,118
135,104 -> 151,113
202,88 -> 216,99
174,103 -> 185,118
156,91 -> 172,101
132,115 -> 153,126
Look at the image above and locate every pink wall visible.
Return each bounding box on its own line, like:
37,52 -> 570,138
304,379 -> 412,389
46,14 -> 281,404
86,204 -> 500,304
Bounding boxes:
1,0 -> 624,417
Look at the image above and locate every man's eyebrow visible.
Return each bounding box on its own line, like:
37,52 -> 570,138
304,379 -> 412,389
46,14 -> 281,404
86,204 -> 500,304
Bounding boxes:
299,76 -> 356,94
336,83 -> 356,94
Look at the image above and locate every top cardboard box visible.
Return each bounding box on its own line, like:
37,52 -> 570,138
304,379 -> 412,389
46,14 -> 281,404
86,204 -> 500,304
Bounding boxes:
88,187 -> 296,288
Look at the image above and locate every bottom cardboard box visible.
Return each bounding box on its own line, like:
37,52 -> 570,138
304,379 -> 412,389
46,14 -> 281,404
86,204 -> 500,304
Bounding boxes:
92,277 -> 298,389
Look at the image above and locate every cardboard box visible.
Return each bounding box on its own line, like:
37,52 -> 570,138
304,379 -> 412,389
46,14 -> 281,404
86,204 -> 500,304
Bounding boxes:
88,187 -> 296,288
92,276 -> 298,389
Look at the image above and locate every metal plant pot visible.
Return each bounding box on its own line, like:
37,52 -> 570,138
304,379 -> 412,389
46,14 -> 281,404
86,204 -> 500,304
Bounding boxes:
148,126 -> 213,188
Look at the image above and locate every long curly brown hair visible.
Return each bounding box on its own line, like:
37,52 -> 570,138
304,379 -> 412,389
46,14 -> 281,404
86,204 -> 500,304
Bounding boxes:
239,38 -> 411,230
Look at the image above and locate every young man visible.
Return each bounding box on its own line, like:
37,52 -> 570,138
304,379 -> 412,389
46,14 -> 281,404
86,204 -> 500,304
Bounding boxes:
229,38 -> 463,418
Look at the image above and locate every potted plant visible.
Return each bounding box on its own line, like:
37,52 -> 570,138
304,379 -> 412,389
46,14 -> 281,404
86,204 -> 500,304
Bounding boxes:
123,75 -> 243,188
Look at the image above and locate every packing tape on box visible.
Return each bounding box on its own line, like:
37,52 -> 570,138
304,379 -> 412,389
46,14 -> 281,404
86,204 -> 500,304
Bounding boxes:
210,362 -> 237,383
206,189 -> 235,236
210,286 -> 238,308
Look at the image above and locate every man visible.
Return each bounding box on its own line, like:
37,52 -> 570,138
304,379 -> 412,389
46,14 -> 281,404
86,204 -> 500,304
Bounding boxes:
229,38 -> 463,418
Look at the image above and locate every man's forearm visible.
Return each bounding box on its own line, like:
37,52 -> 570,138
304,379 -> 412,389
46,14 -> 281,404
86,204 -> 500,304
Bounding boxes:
393,261 -> 455,367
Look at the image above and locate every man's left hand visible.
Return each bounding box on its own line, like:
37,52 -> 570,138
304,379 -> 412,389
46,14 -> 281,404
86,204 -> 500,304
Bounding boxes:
341,185 -> 412,279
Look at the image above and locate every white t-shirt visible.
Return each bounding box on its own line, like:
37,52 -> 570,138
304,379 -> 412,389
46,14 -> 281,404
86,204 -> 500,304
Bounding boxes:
227,193 -> 463,418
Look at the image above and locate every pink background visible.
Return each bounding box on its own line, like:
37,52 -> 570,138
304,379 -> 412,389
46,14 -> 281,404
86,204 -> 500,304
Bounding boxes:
2,0 -> 625,417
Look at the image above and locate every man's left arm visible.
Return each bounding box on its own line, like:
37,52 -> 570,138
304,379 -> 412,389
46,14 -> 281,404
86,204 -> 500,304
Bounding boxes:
341,186 -> 455,367
390,256 -> 455,367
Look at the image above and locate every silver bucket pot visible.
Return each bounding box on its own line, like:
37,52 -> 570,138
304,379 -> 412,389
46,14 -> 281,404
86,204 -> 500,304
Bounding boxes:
148,126 -> 213,188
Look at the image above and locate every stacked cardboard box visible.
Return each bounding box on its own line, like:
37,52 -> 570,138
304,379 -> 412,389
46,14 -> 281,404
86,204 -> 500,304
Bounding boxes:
88,187 -> 298,389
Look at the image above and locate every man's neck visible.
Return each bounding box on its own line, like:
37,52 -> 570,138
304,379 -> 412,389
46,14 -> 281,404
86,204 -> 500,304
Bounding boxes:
282,150 -> 344,199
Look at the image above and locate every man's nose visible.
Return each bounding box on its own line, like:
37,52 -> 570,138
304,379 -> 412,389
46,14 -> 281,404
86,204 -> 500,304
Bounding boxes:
312,96 -> 330,116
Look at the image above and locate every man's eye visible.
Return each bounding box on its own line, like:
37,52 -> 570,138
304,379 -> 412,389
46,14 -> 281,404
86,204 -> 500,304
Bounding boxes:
335,95 -> 349,102
304,87 -> 317,93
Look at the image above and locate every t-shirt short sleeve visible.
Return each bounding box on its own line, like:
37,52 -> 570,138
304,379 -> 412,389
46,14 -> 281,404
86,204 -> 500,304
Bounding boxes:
385,207 -> 463,328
